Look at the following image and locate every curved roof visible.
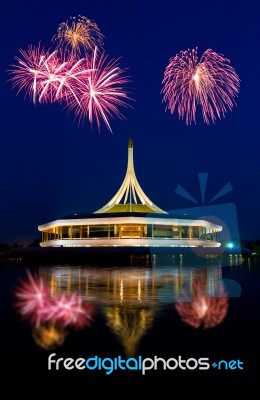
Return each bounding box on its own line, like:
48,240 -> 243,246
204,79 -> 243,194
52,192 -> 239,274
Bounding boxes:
38,212 -> 223,232
62,212 -> 196,220
94,138 -> 167,214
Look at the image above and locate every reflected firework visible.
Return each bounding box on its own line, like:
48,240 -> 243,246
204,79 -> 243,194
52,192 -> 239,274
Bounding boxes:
52,14 -> 105,57
39,265 -> 159,356
14,271 -> 95,349
161,47 -> 240,125
175,280 -> 229,328
15,271 -> 50,326
32,324 -> 66,350
39,292 -> 95,329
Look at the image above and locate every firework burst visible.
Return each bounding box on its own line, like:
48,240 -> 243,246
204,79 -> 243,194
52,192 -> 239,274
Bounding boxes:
8,44 -> 93,105
175,280 -> 229,328
66,47 -> 133,132
161,47 -> 240,125
8,45 -> 132,132
52,14 -> 105,57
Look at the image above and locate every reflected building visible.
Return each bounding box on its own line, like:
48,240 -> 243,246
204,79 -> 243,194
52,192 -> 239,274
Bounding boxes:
39,263 -> 225,355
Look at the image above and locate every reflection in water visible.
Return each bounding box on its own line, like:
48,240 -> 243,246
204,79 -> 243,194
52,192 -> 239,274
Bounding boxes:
14,271 -> 95,349
15,272 -> 49,326
106,307 -> 154,357
40,266 -> 159,356
175,280 -> 228,329
37,263 -> 229,355
32,324 -> 66,350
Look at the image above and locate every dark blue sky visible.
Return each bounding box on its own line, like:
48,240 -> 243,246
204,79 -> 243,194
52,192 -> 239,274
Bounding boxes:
0,0 -> 259,245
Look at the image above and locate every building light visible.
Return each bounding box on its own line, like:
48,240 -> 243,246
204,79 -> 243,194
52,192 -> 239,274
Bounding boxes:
227,242 -> 234,249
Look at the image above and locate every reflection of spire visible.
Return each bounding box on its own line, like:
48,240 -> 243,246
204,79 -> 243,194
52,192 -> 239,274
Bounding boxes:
105,306 -> 154,357
94,138 -> 166,214
37,264 -> 229,350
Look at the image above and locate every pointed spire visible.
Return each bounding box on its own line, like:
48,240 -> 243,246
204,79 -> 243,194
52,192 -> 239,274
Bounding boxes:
94,138 -> 167,214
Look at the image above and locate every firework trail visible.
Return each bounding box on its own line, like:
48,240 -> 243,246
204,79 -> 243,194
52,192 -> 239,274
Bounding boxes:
175,280 -> 229,328
66,46 -> 133,132
161,47 -> 240,125
52,14 -> 105,57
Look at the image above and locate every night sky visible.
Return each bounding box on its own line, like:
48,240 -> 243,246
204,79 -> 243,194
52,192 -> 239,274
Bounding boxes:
0,0 -> 259,245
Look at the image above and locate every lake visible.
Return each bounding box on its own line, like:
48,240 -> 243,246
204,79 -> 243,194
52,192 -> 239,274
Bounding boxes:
0,255 -> 259,388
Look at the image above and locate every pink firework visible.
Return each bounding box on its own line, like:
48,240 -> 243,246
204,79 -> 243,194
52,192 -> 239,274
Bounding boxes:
8,44 -> 133,132
8,44 -> 50,104
66,47 -> 133,132
8,44 -> 93,105
37,54 -> 93,105
14,271 -> 95,330
39,292 -> 95,329
14,271 -> 50,326
161,47 -> 240,125
175,280 -> 229,328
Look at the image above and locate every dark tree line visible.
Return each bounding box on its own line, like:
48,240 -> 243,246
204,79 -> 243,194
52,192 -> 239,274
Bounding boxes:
241,239 -> 260,253
0,238 -> 41,254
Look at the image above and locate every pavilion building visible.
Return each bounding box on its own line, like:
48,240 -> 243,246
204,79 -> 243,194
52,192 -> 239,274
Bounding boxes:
38,138 -> 222,249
